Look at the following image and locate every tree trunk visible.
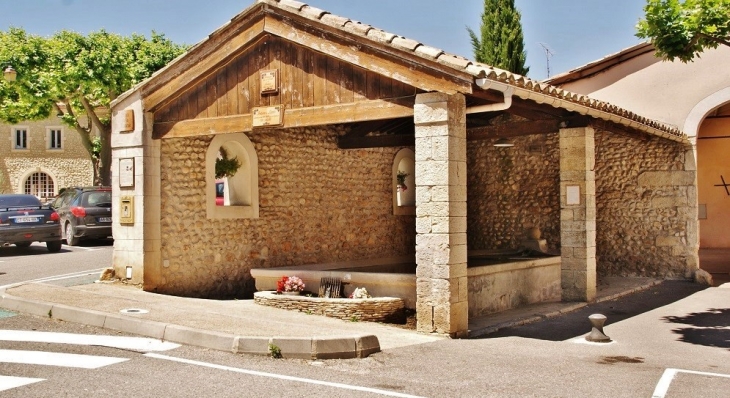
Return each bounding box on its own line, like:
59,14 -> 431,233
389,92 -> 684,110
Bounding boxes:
98,125 -> 112,186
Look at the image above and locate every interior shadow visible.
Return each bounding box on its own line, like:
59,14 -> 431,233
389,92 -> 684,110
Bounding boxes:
480,280 -> 707,341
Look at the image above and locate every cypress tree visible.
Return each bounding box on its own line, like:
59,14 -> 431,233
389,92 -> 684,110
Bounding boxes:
467,0 -> 530,75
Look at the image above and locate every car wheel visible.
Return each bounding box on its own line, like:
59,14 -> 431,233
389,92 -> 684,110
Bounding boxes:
65,223 -> 79,246
47,241 -> 62,252
15,242 -> 32,248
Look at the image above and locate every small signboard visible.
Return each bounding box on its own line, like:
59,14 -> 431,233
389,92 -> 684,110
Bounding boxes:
119,158 -> 135,188
121,109 -> 135,132
260,69 -> 279,95
252,105 -> 284,127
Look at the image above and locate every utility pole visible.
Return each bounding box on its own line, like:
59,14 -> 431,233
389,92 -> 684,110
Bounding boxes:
539,43 -> 554,78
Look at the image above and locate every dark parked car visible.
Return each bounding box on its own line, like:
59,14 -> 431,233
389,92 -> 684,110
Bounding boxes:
0,194 -> 63,252
51,186 -> 112,246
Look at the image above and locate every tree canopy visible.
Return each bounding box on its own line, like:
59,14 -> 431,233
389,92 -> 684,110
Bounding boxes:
0,28 -> 187,184
637,0 -> 730,62
467,0 -> 530,75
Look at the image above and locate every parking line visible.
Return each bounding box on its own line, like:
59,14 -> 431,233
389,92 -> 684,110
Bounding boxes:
652,368 -> 730,398
145,353 -> 426,398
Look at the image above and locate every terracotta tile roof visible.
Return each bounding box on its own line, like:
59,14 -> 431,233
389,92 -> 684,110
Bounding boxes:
262,0 -> 685,142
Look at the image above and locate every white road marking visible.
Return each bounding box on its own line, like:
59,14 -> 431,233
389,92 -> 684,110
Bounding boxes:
0,330 -> 180,352
652,368 -> 730,398
0,268 -> 105,290
65,246 -> 99,251
0,375 -> 44,392
0,349 -> 128,369
145,353 -> 426,398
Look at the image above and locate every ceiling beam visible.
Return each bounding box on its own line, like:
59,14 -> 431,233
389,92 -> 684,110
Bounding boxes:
467,116 -> 590,140
338,134 -> 414,149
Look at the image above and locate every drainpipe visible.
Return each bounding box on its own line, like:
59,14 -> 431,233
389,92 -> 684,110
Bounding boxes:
466,78 -> 514,114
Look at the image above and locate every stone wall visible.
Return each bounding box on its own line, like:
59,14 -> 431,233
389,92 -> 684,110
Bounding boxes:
595,130 -> 696,277
158,127 -> 416,299
467,134 -> 561,252
465,129 -> 695,279
253,291 -> 405,323
0,118 -> 93,195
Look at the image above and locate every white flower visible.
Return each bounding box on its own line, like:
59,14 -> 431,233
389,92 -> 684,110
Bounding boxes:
351,287 -> 371,299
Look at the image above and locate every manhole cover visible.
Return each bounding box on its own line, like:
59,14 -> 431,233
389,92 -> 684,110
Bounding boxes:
120,308 -> 149,314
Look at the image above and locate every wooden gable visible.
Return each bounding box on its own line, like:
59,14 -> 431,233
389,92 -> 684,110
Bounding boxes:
149,5 -> 475,139
154,35 -> 420,138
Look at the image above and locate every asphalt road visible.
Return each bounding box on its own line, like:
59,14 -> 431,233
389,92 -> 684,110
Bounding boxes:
1,242 -> 729,397
0,240 -> 111,288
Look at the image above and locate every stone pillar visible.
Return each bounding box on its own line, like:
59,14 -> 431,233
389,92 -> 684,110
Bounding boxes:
414,92 -> 468,337
559,126 -> 596,302
110,92 -> 161,287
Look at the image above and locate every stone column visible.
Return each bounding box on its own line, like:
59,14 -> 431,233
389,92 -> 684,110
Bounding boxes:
414,92 -> 468,337
559,126 -> 596,302
111,92 -> 161,287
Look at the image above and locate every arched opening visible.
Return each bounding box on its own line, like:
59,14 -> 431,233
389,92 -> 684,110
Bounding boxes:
206,133 -> 259,219
697,102 -> 730,248
392,148 -> 415,215
23,171 -> 55,202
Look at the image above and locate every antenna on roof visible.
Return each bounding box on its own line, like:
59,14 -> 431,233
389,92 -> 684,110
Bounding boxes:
539,43 -> 555,78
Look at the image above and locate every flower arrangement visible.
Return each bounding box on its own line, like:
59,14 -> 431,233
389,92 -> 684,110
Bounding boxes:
349,287 -> 371,299
396,170 -> 409,191
277,275 -> 305,293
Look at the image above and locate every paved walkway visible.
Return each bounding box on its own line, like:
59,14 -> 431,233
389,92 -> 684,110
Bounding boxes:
0,274 -> 673,359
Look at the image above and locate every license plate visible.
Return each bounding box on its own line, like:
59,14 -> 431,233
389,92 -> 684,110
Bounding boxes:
98,217 -> 112,223
15,217 -> 39,223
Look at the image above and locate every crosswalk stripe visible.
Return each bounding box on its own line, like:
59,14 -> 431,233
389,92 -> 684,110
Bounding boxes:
0,349 -> 128,369
0,330 -> 180,352
0,375 -> 45,392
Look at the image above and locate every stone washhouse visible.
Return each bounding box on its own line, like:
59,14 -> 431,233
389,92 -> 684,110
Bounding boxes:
110,0 -> 698,337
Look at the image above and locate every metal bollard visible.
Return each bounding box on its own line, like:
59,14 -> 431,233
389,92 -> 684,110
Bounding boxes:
586,313 -> 612,342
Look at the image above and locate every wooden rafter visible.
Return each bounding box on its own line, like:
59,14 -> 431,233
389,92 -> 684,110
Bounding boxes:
262,14 -> 472,95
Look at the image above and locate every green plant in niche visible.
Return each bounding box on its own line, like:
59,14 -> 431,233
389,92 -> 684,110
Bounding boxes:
396,170 -> 409,191
215,147 -> 241,179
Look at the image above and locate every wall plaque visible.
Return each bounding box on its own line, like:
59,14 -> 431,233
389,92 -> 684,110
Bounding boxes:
122,109 -> 135,132
119,158 -> 135,188
260,69 -> 279,94
252,106 -> 283,127
566,185 -> 580,205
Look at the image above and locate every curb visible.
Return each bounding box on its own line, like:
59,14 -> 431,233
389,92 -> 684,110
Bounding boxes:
0,291 -> 380,359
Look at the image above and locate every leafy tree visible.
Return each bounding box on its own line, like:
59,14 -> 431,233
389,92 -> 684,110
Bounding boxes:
467,0 -> 530,75
0,28 -> 187,185
637,0 -> 730,62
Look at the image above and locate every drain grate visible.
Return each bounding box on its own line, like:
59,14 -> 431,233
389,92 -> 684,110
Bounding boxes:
119,308 -> 149,315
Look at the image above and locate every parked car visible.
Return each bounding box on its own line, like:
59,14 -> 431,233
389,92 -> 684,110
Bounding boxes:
51,186 -> 112,246
0,194 -> 63,252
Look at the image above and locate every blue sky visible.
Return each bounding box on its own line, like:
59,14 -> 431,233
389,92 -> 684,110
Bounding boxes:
0,0 -> 648,81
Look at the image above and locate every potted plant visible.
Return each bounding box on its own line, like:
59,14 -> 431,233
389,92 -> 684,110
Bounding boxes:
215,148 -> 241,179
396,170 -> 409,192
277,276 -> 305,295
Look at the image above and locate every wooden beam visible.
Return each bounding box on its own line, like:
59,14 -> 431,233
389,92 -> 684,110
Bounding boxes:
338,134 -> 414,149
466,116 -> 589,141
155,97 -> 415,139
143,18 -> 267,112
263,16 -> 472,95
